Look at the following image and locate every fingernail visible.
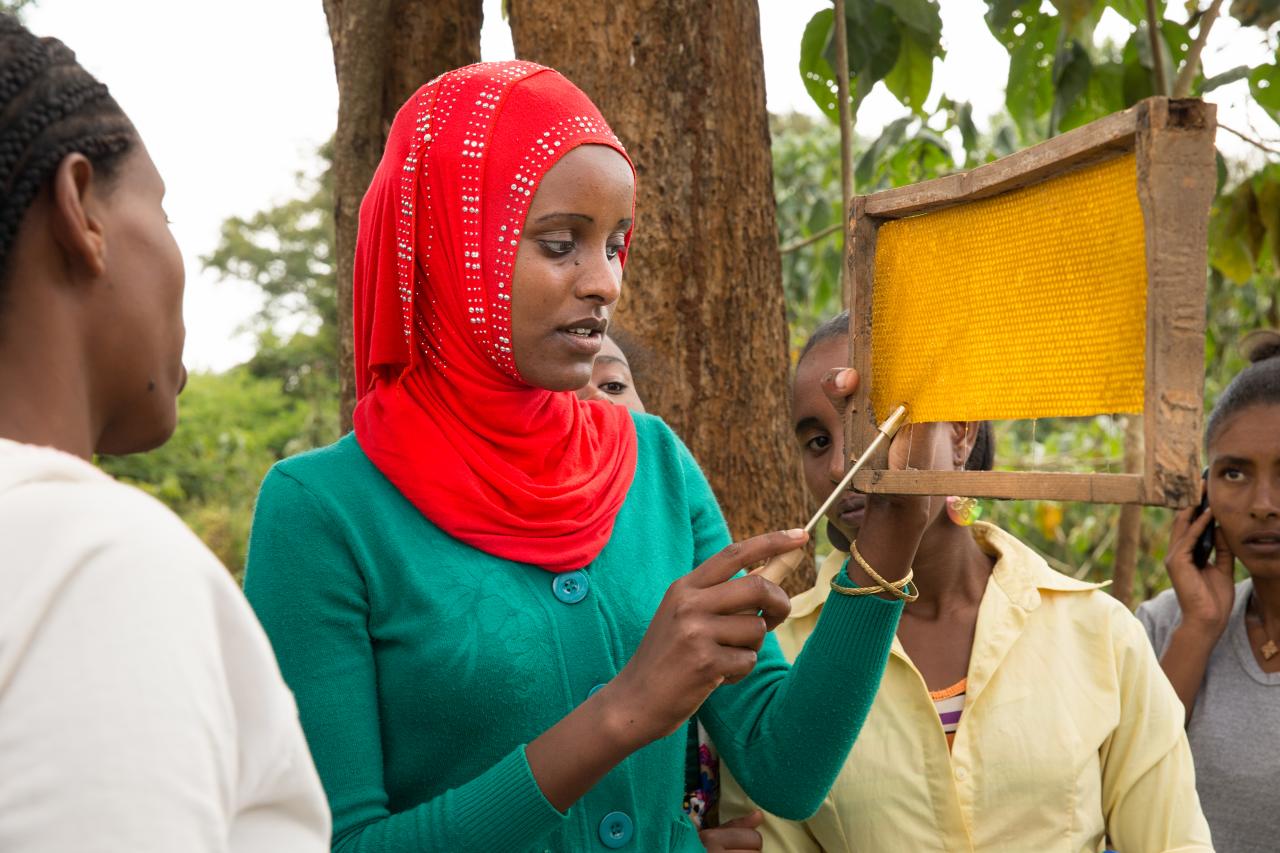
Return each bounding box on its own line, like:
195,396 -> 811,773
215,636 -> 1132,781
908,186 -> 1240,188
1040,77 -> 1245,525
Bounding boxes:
834,369 -> 852,390
786,528 -> 805,539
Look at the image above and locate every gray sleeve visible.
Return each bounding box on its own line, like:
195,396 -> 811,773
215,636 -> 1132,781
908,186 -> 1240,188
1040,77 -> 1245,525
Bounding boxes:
1134,588 -> 1183,657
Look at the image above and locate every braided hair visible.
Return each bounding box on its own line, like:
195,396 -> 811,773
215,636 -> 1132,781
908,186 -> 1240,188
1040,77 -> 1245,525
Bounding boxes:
0,14 -> 136,294
1206,329 -> 1280,447
796,310 -> 996,471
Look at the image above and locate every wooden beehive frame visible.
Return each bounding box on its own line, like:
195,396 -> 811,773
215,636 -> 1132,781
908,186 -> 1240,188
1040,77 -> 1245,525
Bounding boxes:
847,97 -> 1217,508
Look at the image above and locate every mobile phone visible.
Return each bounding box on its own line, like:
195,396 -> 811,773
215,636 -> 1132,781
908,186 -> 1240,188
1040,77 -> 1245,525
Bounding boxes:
1190,467 -> 1215,569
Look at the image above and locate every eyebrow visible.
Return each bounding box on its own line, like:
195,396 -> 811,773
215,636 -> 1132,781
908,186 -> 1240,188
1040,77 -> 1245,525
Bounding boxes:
595,355 -> 628,367
533,213 -> 633,229
536,212 -> 593,223
1213,455 -> 1255,467
794,416 -> 825,435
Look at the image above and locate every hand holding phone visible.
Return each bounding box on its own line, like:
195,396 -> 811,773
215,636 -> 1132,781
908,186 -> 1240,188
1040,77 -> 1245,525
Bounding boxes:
1190,468 -> 1215,569
1165,474 -> 1235,636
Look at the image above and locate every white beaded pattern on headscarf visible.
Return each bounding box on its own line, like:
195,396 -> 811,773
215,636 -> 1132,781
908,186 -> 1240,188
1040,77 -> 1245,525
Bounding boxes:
398,62 -> 623,378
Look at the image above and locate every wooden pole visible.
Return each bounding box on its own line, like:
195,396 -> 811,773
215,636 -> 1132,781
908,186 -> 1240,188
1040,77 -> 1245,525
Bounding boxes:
1112,417 -> 1144,606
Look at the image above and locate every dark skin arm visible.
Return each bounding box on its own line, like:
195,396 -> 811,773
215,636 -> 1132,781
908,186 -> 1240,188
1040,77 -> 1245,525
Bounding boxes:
1158,505 -> 1236,723
528,370 -> 934,814
819,367 -> 935,595
525,529 -> 802,811
815,368 -> 993,692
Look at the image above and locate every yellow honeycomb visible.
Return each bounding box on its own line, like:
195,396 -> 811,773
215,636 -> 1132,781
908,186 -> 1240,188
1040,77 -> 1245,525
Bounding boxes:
870,152 -> 1147,424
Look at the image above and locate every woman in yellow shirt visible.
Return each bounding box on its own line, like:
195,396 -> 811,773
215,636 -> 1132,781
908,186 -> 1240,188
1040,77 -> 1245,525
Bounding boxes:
721,312 -> 1212,853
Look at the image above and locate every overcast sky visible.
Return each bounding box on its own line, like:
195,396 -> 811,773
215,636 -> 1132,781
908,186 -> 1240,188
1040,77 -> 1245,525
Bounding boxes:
21,0 -> 1277,371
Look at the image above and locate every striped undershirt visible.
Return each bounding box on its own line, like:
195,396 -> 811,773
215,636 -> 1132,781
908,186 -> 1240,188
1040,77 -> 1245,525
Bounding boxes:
929,678 -> 967,750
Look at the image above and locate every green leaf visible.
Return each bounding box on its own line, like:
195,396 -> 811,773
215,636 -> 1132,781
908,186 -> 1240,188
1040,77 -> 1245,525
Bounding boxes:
801,0 -> 907,123
1160,19 -> 1192,71
993,124 -> 1019,157
799,9 -> 842,123
1256,171 -> 1280,273
1198,65 -> 1255,95
1209,182 -> 1265,284
1050,0 -> 1097,29
984,0 -> 1034,35
1006,9 -> 1060,139
885,133 -> 954,187
840,0 -> 903,90
1121,19 -> 1191,101
956,100 -> 979,159
1249,62 -> 1280,123
1121,29 -> 1154,104
1107,0 -> 1146,25
855,116 -> 914,188
884,30 -> 936,115
1051,39 -> 1093,135
1075,59 -> 1126,124
878,0 -> 943,41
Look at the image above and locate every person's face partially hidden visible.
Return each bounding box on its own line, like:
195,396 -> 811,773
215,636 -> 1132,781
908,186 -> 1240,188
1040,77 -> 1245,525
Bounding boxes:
575,335 -> 645,413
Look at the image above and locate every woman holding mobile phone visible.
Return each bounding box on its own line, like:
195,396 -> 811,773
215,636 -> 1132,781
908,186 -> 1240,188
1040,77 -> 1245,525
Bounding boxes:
1137,329 -> 1280,853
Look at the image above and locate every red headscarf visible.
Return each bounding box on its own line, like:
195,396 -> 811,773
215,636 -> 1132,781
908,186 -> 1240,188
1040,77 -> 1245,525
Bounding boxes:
351,62 -> 638,573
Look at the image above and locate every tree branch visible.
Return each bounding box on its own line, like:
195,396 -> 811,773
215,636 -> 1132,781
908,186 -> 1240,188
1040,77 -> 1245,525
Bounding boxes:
832,0 -> 854,215
1218,122 -> 1280,156
1145,0 -> 1168,96
832,0 -> 855,296
780,222 -> 843,255
1173,0 -> 1226,98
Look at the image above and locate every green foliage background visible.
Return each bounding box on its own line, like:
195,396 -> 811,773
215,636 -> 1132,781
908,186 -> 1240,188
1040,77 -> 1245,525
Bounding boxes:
99,1 -> 1277,600
783,0 -> 1278,597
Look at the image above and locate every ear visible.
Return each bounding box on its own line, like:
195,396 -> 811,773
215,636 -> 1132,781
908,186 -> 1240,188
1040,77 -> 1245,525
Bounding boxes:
951,421 -> 978,469
48,153 -> 108,279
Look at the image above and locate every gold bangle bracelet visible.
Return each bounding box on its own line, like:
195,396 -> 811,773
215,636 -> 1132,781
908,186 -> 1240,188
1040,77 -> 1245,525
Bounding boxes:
850,540 -> 920,602
830,576 -> 890,596
831,567 -> 915,597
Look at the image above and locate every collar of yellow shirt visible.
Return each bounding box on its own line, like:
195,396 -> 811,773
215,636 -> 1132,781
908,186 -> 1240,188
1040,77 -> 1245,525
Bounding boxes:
793,522 -> 1109,706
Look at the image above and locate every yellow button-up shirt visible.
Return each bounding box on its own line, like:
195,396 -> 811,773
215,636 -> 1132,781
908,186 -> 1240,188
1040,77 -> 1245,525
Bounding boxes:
722,523 -> 1212,852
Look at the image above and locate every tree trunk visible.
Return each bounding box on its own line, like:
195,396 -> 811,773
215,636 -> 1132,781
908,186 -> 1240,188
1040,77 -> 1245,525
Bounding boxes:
323,0 -> 482,431
508,1 -> 811,592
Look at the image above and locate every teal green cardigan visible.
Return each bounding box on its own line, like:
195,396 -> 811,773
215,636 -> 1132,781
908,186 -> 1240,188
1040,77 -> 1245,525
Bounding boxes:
245,414 -> 900,852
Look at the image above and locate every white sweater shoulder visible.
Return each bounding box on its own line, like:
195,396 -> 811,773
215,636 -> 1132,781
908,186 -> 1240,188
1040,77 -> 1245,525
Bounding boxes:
0,440 -> 329,853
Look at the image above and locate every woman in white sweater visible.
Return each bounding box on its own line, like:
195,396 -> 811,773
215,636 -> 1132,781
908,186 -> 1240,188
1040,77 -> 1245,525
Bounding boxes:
0,16 -> 328,852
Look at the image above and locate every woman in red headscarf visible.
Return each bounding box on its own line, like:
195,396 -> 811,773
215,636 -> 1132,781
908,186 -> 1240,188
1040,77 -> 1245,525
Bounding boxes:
245,62 -> 924,852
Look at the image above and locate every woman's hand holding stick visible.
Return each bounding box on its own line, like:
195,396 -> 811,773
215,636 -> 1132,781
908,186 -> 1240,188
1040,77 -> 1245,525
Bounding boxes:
755,367 -> 933,596
525,529 -> 805,811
